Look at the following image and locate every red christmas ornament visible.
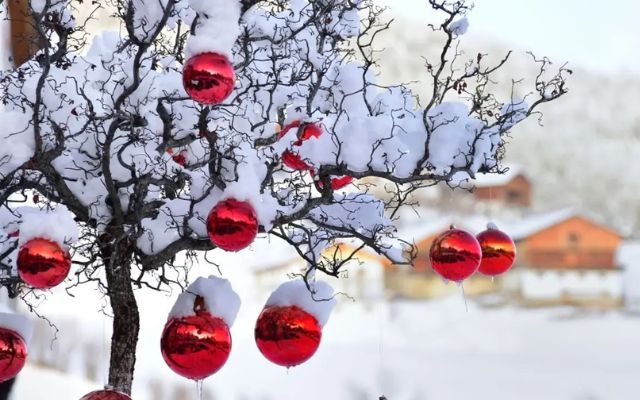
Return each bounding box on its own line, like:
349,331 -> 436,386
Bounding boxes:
278,121 -> 323,171
429,228 -> 481,282
79,390 -> 132,400
477,226 -> 516,276
167,148 -> 188,166
183,52 -> 235,105
17,238 -> 71,289
207,199 -> 258,252
255,305 -> 322,368
161,310 -> 232,380
310,170 -> 353,190
0,327 -> 27,383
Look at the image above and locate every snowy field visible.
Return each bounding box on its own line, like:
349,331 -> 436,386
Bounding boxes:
11,258 -> 640,400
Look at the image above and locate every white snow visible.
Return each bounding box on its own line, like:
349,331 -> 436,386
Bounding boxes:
13,365 -> 96,399
185,0 -> 241,59
618,242 -> 640,309
449,17 -> 469,36
168,276 -> 241,327
0,0 -> 540,265
0,308 -> 32,344
16,206 -> 79,250
0,111 -> 34,179
265,279 -> 336,327
473,164 -> 526,187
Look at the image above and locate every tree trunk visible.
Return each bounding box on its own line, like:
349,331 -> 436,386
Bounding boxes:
100,233 -> 140,395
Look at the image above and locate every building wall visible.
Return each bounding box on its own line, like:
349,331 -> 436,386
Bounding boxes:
385,268 -> 499,299
519,269 -> 623,306
253,252 -> 386,305
518,217 -> 622,270
474,175 -> 532,207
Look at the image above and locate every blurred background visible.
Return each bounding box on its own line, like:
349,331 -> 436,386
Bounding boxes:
2,0 -> 640,399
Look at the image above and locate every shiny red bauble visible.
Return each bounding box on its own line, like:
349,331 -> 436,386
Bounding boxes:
183,52 -> 235,105
429,228 -> 482,282
206,199 -> 258,252
255,305 -> 322,368
167,148 -> 188,166
17,238 -> 71,289
311,170 -> 353,191
477,227 -> 516,276
278,121 -> 323,171
79,390 -> 132,400
0,327 -> 27,383
161,312 -> 232,380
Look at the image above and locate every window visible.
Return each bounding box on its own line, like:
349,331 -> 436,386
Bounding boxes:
568,232 -> 580,245
506,189 -> 522,202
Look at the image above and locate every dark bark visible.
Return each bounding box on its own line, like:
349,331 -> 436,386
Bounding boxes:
100,230 -> 140,395
0,378 -> 15,400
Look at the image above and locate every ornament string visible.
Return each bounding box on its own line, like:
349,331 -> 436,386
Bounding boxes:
460,282 -> 469,313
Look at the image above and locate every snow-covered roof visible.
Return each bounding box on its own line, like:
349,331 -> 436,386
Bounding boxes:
399,217 -> 452,244
396,207 -> 621,244
472,164 -> 527,188
390,209 -> 577,246
508,209 -> 577,241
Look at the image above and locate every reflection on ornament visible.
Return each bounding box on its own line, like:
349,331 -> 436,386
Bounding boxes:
79,389 -> 132,400
477,226 -> 516,276
207,199 -> 258,252
161,312 -> 232,380
0,327 -> 27,383
17,238 -> 71,289
255,305 -> 322,368
429,228 -> 481,282
183,52 -> 235,105
278,121 -> 323,171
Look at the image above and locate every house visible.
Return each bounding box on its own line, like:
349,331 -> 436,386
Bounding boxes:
384,209 -> 625,307
507,210 -> 624,307
384,218 -> 498,300
251,239 -> 386,307
473,165 -> 532,207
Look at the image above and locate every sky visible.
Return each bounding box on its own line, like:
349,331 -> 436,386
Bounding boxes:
377,0 -> 640,74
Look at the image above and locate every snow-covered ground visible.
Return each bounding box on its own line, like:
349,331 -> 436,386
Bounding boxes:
11,255 -> 640,400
